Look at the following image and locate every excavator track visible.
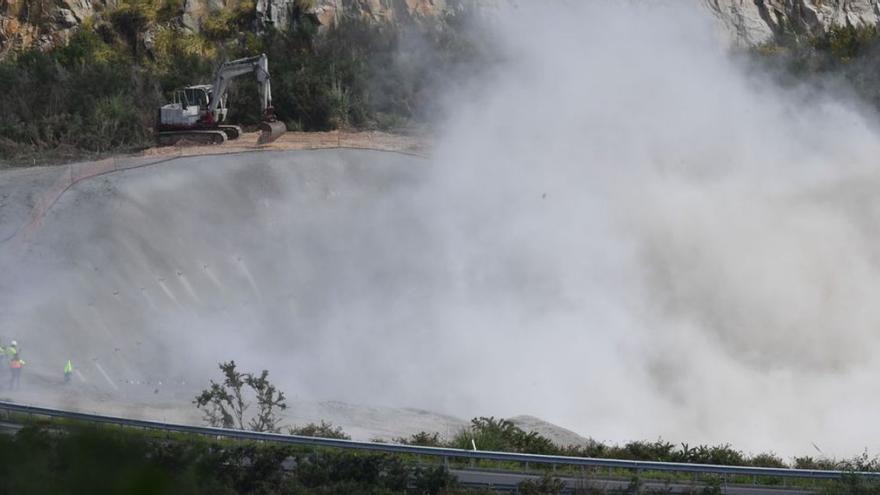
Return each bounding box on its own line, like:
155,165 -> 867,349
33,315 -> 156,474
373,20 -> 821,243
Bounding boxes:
218,125 -> 243,140
157,130 -> 228,146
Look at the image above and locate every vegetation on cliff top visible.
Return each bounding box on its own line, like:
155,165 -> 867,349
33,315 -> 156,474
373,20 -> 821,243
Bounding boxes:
0,0 -> 489,164
751,24 -> 880,110
4,3 -> 880,166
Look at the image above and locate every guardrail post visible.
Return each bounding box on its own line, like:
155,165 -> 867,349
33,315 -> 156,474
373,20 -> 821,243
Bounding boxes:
443,457 -> 449,470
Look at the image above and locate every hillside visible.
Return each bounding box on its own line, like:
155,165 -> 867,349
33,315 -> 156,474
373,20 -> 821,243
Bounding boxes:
4,0 -> 880,164
6,0 -> 880,58
0,0 -> 490,164
7,0 -> 880,461
0,0 -> 455,57
703,0 -> 880,44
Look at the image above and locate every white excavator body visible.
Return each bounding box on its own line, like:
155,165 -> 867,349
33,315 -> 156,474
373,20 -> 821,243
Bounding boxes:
156,54 -> 286,145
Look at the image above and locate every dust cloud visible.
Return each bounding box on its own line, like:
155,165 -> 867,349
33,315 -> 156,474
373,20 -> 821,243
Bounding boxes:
2,1 -> 880,459
421,1 -> 880,456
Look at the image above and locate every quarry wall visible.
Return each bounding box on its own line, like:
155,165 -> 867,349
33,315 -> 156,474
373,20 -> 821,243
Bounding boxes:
7,0 -> 880,58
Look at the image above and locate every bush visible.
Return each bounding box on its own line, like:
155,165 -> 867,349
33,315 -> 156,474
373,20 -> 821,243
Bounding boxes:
294,451 -> 408,491
812,24 -> 880,63
450,417 -> 558,455
87,95 -> 148,150
517,474 -> 567,495
394,431 -> 444,447
201,0 -> 256,41
749,452 -> 786,468
193,360 -> 288,433
289,421 -> 351,440
749,24 -> 880,111
0,423 -> 476,494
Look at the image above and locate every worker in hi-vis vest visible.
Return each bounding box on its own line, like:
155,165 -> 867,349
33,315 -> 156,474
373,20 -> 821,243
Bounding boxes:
8,354 -> 24,390
6,340 -> 18,359
64,360 -> 73,384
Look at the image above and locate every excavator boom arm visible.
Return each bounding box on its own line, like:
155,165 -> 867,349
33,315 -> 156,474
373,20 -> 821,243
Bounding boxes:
208,54 -> 273,116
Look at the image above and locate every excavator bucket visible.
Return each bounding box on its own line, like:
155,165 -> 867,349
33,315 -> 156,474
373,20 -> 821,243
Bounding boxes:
257,120 -> 286,144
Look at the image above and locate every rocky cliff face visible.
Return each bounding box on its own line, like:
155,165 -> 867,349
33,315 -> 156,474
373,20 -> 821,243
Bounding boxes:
0,0 -> 451,57
3,0 -> 880,58
0,0 -> 95,55
307,0 -> 447,26
255,0 -> 450,40
703,0 -> 880,45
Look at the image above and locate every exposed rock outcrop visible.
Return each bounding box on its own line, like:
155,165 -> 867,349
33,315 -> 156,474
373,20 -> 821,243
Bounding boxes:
253,0 -> 451,37
703,0 -> 880,45
4,0 -> 880,58
0,0 -> 454,57
0,0 -> 92,56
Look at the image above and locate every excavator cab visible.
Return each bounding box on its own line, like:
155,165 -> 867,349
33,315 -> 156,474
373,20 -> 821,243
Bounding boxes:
183,87 -> 210,110
182,85 -> 226,124
159,90 -> 201,128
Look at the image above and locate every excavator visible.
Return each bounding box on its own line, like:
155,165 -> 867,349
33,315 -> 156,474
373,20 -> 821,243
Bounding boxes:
156,53 -> 287,145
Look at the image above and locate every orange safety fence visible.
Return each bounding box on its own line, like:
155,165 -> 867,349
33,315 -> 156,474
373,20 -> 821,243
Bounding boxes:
15,154 -> 184,244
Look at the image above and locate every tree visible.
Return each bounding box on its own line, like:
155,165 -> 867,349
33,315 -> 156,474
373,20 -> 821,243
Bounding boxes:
246,369 -> 288,433
194,360 -> 288,432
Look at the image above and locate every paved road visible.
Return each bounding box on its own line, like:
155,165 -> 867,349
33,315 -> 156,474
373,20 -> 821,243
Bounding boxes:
452,469 -> 815,494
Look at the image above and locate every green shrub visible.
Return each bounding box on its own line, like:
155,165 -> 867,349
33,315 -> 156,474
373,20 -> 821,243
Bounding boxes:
749,452 -> 786,468
289,421 -> 351,440
87,95 -> 149,150
108,1 -> 154,56
749,23 -> 880,111
294,451 -> 409,491
394,431 -> 444,447
201,0 -> 256,41
812,24 -> 880,62
450,417 -> 558,455
411,465 -> 460,494
517,473 -> 567,495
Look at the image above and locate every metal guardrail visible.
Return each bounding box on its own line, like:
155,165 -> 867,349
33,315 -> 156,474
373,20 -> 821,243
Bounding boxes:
0,400 -> 876,482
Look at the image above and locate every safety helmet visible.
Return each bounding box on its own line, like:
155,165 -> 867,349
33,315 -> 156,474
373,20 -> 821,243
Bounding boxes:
10,340 -> 16,347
